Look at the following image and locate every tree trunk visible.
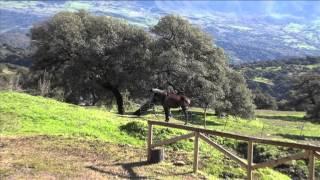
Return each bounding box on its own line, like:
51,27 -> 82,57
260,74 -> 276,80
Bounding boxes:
91,91 -> 99,106
204,104 -> 208,128
101,82 -> 124,115
110,87 -> 124,115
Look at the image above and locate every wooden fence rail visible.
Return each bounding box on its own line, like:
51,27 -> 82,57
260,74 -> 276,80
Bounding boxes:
147,120 -> 320,180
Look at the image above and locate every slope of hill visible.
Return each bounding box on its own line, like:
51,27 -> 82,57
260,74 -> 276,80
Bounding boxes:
4,92 -> 316,179
1,92 -> 320,179
0,43 -> 33,66
0,92 -> 208,179
0,63 -> 28,91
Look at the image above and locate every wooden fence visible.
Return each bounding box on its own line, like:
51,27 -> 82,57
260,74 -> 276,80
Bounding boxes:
147,120 -> 320,180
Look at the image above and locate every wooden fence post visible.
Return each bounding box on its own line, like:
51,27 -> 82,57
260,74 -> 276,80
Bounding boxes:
193,131 -> 200,173
309,150 -> 315,180
147,122 -> 153,162
247,141 -> 253,180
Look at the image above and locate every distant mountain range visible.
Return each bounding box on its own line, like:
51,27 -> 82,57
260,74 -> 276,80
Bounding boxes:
0,1 -> 319,63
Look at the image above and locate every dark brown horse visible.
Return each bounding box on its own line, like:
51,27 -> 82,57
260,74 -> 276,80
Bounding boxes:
151,88 -> 191,124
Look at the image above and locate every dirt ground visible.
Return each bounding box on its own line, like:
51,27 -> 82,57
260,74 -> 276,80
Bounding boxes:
0,135 -> 207,179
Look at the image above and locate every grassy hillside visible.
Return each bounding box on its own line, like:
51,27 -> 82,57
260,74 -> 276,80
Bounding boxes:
1,92 -> 319,179
0,43 -> 32,66
0,63 -> 27,91
0,91 -> 143,145
252,77 -> 274,86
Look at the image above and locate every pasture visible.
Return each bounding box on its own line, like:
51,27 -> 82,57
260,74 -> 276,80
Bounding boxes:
0,91 -> 319,179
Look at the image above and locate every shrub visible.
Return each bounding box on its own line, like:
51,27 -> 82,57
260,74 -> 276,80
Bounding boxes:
119,121 -> 192,150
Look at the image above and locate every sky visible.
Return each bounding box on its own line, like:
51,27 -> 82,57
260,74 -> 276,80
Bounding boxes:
152,1 -> 320,20
0,1 -> 319,21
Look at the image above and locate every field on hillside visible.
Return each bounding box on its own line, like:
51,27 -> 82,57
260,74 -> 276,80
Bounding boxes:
1,92 -> 319,179
0,63 -> 27,91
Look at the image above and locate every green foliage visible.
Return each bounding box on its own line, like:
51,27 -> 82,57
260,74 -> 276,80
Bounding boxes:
150,15 -> 255,118
119,121 -> 148,140
254,90 -> 278,110
290,74 -> 320,120
306,103 -> 320,120
234,56 -> 320,113
119,121 -> 193,151
256,168 -> 290,180
30,12 -> 255,119
0,63 -> 28,91
151,15 -> 228,107
0,43 -> 32,66
31,10 -> 152,114
221,70 -> 255,119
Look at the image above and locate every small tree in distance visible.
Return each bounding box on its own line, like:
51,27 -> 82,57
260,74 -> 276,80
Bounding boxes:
290,74 -> 320,120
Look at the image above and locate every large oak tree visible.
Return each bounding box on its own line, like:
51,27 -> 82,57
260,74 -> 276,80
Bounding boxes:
31,11 -> 151,114
31,12 -> 255,118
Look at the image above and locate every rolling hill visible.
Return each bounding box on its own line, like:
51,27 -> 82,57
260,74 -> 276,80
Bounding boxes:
233,56 -> 320,110
0,1 -> 319,63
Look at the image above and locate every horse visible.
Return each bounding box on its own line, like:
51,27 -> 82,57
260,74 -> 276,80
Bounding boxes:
150,88 -> 191,125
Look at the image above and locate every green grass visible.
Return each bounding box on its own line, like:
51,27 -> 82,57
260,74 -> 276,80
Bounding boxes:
0,91 -> 142,146
305,63 -> 320,69
264,66 -> 282,71
166,108 -> 320,143
253,77 -> 274,86
2,91 -> 319,179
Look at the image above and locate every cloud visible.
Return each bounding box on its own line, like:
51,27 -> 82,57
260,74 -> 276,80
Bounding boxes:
1,0 -> 319,22
154,0 -> 319,20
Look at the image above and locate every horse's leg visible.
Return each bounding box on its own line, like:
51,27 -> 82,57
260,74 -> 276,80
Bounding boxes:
182,106 -> 188,125
164,106 -> 170,122
169,109 -> 172,118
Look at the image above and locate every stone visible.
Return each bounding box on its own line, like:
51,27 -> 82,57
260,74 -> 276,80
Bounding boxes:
174,161 -> 185,166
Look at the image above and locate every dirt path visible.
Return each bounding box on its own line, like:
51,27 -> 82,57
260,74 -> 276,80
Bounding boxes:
0,136 -> 207,179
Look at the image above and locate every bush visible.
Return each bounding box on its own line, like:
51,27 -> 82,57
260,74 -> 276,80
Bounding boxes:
306,103 -> 320,121
253,90 -> 278,110
119,121 -> 192,150
119,121 -> 147,140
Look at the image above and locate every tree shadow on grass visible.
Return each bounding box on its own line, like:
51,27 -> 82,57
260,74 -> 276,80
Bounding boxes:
86,161 -> 149,179
170,109 -> 222,126
86,165 -> 133,179
116,161 -> 150,179
87,161 -> 193,179
122,109 -> 223,127
256,115 -> 305,122
275,133 -> 320,141
120,109 -> 164,117
115,161 -> 194,178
